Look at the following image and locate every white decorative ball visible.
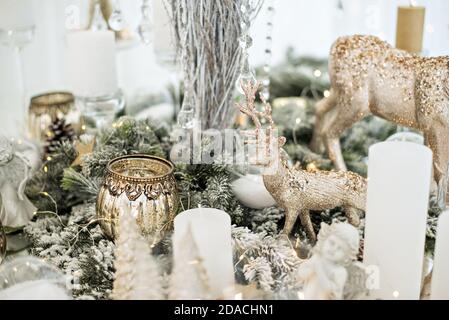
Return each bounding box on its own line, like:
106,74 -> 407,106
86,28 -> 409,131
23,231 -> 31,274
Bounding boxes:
231,174 -> 276,209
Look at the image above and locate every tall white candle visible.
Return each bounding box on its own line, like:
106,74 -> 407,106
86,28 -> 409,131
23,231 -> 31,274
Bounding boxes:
431,210 -> 449,299
66,30 -> 118,97
363,141 -> 432,300
173,208 -> 234,298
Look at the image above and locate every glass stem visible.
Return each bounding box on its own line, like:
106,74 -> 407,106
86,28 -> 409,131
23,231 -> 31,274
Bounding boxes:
15,45 -> 27,134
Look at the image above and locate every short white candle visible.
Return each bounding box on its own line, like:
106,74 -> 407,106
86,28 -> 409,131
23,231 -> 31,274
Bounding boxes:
173,208 -> 235,298
363,141 -> 432,300
66,30 -> 118,97
431,210 -> 449,299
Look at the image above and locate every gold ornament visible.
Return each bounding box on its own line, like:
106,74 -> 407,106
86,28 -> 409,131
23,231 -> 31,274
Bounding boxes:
311,35 -> 449,207
96,154 -> 178,244
236,82 -> 366,241
0,221 -> 6,264
71,138 -> 95,167
28,92 -> 76,142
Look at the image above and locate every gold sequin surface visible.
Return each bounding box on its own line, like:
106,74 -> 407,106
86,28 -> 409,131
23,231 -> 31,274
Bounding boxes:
236,82 -> 366,241
312,35 -> 449,207
96,154 -> 178,244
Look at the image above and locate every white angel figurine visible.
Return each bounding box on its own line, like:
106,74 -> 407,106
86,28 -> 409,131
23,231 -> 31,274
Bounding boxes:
296,222 -> 360,300
0,137 -> 41,227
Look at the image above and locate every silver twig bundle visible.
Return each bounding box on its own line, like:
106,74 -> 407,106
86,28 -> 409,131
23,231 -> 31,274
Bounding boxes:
169,0 -> 262,129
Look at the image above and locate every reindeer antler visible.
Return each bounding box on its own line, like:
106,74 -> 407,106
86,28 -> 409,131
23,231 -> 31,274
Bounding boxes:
235,81 -> 262,130
235,81 -> 276,130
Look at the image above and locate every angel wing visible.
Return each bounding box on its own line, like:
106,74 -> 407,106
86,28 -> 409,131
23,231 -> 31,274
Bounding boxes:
343,262 -> 369,300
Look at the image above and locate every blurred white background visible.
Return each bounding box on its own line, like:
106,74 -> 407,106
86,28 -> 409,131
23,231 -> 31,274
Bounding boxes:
0,0 -> 448,136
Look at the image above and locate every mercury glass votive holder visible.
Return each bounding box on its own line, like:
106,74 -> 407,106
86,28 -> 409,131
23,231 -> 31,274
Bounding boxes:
28,92 -> 75,141
96,154 -> 178,244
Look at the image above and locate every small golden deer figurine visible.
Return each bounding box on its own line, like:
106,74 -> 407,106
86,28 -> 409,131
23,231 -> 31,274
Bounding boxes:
236,82 -> 367,241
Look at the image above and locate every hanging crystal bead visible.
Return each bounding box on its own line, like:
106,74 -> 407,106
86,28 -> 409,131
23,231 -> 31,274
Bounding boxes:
177,99 -> 195,129
108,2 -> 125,31
138,0 -> 152,45
91,2 -> 108,31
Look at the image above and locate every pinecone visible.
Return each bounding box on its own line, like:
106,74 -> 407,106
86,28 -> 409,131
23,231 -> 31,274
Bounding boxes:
358,238 -> 364,261
44,118 -> 76,156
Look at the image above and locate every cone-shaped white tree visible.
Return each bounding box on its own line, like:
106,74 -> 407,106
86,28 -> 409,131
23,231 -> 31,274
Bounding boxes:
112,205 -> 163,300
169,223 -> 212,299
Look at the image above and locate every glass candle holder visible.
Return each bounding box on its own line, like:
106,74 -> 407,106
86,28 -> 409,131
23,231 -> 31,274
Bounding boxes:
0,257 -> 71,300
96,154 -> 178,245
76,89 -> 125,130
28,92 -> 76,141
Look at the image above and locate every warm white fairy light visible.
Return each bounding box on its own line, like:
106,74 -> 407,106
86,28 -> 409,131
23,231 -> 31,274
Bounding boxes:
323,90 -> 331,97
297,291 -> 305,300
313,69 -> 322,77
393,290 -> 400,298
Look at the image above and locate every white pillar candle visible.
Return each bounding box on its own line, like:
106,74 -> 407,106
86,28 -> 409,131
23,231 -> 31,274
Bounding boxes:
431,210 -> 449,299
173,208 -> 235,298
363,141 -> 432,300
66,30 -> 118,97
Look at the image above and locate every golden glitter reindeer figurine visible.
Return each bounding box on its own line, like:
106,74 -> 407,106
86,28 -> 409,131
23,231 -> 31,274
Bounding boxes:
311,35 -> 449,206
236,82 -> 367,241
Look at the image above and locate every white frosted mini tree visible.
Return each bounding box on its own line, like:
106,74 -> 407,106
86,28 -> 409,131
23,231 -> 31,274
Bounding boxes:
111,206 -> 163,300
169,224 -> 212,299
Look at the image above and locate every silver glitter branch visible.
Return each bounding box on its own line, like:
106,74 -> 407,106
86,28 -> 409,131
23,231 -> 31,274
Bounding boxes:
168,0 -> 263,130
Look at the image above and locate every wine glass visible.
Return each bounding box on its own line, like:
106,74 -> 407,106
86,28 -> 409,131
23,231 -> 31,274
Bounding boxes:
0,25 -> 35,130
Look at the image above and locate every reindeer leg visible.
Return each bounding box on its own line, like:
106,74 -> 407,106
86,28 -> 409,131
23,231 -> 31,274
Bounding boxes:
424,126 -> 449,209
311,92 -> 337,154
299,210 -> 316,242
344,206 -> 360,226
322,90 -> 369,171
282,207 -> 300,236
325,137 -> 347,171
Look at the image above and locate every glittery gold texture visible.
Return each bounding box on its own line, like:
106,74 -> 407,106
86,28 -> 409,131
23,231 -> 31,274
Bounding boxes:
311,35 -> 449,206
71,138 -> 95,167
96,154 -> 178,243
236,82 -> 366,241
